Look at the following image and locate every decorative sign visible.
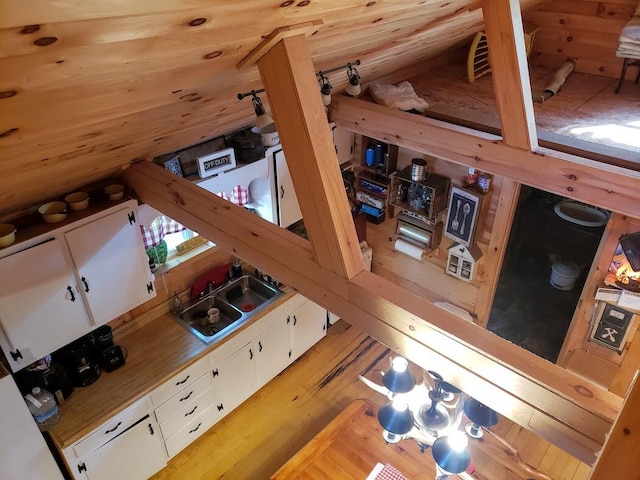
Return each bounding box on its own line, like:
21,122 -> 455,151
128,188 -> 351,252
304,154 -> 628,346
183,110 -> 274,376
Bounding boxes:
163,155 -> 183,177
589,302 -> 635,353
197,147 -> 236,179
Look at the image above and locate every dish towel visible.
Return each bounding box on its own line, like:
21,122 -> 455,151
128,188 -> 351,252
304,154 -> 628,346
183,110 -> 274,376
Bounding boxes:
366,463 -> 408,480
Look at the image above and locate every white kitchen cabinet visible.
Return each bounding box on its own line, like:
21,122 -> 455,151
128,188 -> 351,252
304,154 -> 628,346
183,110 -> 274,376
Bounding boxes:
209,340 -> 257,417
332,124 -> 355,164
0,200 -> 155,372
270,148 -> 302,228
65,205 -> 155,326
0,239 -> 91,370
254,301 -> 291,388
288,295 -> 327,362
0,374 -> 64,480
64,397 -> 166,480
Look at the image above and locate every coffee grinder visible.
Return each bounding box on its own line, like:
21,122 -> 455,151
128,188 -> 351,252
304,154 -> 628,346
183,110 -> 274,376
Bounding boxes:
93,325 -> 126,373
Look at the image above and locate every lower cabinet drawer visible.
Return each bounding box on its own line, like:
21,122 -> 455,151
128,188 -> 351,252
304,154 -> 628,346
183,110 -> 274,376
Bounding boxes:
159,387 -> 218,439
73,397 -> 149,459
164,406 -> 219,458
154,372 -> 212,423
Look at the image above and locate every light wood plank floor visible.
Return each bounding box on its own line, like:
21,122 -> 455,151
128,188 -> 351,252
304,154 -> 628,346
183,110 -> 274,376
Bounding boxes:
151,320 -> 591,480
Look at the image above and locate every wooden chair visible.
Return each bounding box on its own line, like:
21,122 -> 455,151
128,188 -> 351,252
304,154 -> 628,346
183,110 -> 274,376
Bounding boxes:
615,6 -> 640,93
467,24 -> 539,83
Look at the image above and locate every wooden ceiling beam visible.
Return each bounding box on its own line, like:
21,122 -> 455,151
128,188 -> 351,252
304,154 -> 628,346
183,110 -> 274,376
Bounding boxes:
330,95 -> 640,219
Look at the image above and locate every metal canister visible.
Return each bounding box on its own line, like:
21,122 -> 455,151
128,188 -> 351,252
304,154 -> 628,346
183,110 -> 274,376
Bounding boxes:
411,158 -> 427,181
365,146 -> 375,166
478,172 -> 491,193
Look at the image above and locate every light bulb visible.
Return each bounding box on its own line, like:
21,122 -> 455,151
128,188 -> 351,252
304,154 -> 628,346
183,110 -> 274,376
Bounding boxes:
391,356 -> 409,373
446,431 -> 468,452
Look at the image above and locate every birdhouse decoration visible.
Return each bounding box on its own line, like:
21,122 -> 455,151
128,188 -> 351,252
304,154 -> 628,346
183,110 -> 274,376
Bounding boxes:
446,243 -> 483,282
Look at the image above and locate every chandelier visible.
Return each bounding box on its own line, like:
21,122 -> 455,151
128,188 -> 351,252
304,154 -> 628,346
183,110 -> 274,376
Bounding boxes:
359,356 -> 499,479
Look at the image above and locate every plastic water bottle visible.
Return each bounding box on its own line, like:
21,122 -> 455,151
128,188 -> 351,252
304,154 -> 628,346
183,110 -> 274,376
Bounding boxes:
24,387 -> 60,431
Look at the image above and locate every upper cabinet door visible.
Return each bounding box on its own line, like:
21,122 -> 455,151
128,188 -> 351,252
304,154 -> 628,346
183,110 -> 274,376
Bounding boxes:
0,239 -> 90,370
65,208 -> 154,326
273,149 -> 302,229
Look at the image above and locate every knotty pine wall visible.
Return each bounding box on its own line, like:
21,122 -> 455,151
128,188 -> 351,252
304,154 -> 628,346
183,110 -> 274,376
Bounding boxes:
525,0 -> 638,79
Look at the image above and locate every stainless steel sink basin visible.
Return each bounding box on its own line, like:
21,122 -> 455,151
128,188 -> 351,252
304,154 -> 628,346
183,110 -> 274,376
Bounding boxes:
553,200 -> 609,227
173,275 -> 283,344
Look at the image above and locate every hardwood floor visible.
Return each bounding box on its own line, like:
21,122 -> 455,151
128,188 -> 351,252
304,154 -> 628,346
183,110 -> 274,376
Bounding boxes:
151,320 -> 591,480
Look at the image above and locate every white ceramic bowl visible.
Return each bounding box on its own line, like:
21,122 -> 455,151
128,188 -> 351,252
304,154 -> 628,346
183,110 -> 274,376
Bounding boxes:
104,184 -> 124,201
251,124 -> 279,147
38,201 -> 68,223
64,191 -> 90,211
0,223 -> 16,248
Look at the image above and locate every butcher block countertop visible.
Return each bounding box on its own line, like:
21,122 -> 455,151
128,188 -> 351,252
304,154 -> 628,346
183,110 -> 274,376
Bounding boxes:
48,290 -> 295,449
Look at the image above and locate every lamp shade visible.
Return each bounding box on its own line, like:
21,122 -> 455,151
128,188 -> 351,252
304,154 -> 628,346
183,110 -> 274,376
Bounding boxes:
382,357 -> 415,394
432,434 -> 471,474
463,398 -> 499,428
378,400 -> 414,436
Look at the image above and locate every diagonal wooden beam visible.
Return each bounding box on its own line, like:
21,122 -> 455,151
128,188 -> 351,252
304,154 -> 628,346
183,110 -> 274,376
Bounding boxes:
125,162 -> 621,464
253,32 -> 364,278
482,0 -> 538,150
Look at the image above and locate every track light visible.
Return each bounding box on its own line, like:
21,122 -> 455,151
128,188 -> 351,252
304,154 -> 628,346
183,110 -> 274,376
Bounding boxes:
318,73 -> 333,106
237,89 -> 274,130
345,65 -> 361,97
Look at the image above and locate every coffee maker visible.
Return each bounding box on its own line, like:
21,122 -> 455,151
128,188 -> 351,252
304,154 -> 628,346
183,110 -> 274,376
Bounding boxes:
93,325 -> 125,373
59,334 -> 101,387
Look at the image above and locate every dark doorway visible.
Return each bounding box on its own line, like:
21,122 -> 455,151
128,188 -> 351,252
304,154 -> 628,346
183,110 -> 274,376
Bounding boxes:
487,187 -> 608,362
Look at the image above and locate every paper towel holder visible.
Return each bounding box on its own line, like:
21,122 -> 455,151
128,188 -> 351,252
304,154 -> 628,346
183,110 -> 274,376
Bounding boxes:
396,212 -> 442,251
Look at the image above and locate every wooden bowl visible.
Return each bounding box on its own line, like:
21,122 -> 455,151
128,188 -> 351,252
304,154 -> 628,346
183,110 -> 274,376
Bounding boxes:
104,184 -> 124,201
64,191 -> 90,211
0,223 -> 16,247
38,201 -> 68,223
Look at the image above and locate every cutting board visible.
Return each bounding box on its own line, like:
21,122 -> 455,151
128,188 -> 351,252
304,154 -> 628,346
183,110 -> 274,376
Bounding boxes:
190,263 -> 231,299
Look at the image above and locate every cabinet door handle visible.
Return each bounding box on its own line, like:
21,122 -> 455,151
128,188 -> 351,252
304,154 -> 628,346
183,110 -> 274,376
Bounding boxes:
249,348 -> 253,360
293,315 -> 297,326
78,463 -> 87,474
217,404 -> 224,412
185,405 -> 198,417
175,375 -> 190,386
258,341 -> 263,352
180,391 -> 194,402
104,421 -> 122,434
67,285 -> 76,302
189,422 -> 202,434
148,423 -> 155,435
81,276 -> 90,293
280,185 -> 285,199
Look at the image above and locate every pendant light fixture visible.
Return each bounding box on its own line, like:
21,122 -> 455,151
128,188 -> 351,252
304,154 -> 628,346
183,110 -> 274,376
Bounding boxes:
345,64 -> 361,97
318,73 -> 333,106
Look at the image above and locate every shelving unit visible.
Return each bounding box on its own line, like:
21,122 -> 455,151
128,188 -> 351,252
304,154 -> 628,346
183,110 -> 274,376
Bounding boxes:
389,167 -> 450,221
354,168 -> 391,223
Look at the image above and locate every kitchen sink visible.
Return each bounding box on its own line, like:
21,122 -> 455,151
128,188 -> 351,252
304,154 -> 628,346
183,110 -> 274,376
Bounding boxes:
173,275 -> 283,344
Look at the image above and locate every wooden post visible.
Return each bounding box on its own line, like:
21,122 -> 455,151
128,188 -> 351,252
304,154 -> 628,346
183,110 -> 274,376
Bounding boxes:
482,0 -> 537,150
238,26 -> 364,279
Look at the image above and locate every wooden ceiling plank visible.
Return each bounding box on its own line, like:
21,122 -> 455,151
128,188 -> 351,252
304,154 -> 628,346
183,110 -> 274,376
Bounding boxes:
124,161 -> 619,463
255,33 -> 363,278
482,0 -> 538,149
330,96 -> 640,218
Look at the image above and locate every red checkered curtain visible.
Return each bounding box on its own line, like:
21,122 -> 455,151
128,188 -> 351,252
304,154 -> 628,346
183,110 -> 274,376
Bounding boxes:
140,216 -> 186,249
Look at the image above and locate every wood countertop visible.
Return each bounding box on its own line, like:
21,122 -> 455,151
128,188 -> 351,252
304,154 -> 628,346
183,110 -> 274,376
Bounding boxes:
48,290 -> 295,449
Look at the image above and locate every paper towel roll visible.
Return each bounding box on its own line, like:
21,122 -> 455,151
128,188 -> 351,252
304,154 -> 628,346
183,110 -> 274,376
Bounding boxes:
394,238 -> 425,260
397,223 -> 431,246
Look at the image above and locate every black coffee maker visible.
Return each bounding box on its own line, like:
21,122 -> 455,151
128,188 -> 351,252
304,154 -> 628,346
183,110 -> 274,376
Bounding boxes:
93,325 -> 125,373
60,334 -> 101,387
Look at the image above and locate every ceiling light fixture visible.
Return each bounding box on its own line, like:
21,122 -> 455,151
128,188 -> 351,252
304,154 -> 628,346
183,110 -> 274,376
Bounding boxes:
318,73 -> 333,106
315,59 -> 361,103
237,89 -> 274,130
345,64 -> 361,96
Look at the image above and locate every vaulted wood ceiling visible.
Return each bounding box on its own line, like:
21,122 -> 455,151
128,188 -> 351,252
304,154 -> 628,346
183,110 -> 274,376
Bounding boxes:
0,0 -> 546,218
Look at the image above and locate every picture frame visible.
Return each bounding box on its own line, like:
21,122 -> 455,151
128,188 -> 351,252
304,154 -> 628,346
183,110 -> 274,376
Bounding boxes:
196,147 -> 236,179
163,155 -> 183,177
444,186 -> 480,247
589,301 -> 635,352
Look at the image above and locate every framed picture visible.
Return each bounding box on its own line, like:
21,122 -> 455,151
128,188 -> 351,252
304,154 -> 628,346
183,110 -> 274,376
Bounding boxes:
163,155 -> 183,177
589,301 -> 635,352
196,147 -> 236,179
444,186 -> 480,247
